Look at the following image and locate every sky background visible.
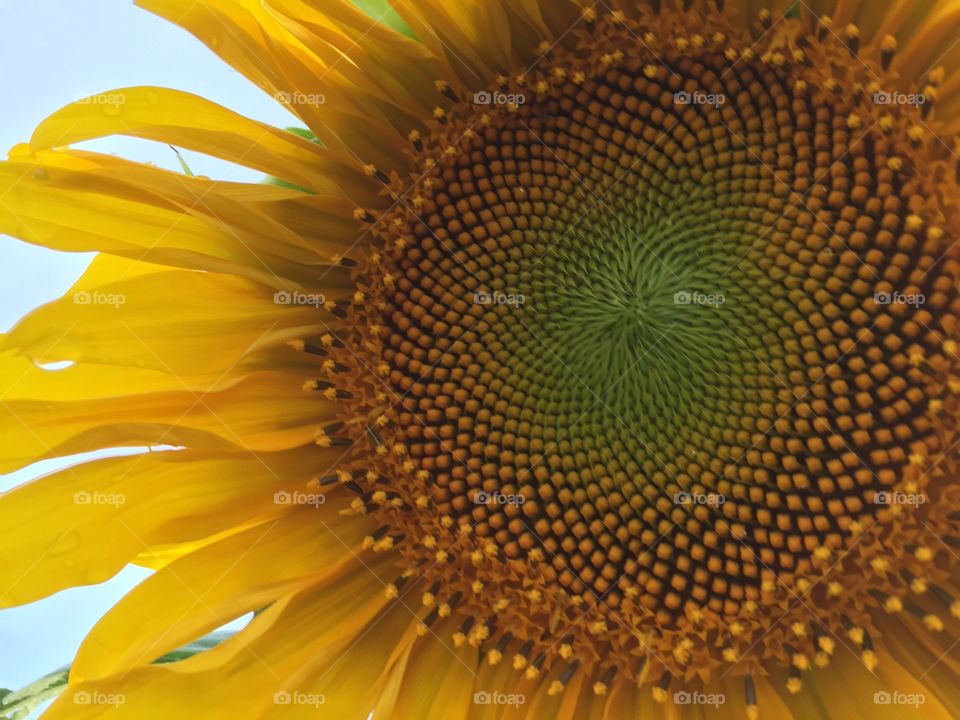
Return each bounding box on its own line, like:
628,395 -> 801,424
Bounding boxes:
0,0 -> 307,702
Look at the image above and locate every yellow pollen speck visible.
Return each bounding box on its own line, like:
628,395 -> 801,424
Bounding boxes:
863,650 -> 878,671
592,682 -> 608,696
547,680 -> 565,696
675,38 -> 689,52
385,584 -> 398,599
787,677 -> 803,694
793,654 -> 809,671
814,652 -> 830,668
924,614 -> 944,632
881,35 -> 897,52
911,577 -> 928,594
588,620 -> 608,635
643,64 -> 658,78
416,623 -> 428,637
846,114 -> 861,129
652,687 -> 668,703
791,622 -> 807,638
527,589 -> 542,602
746,705 -> 760,720
929,67 -> 946,85
512,654 -> 527,670
722,647 -> 738,662
524,665 -> 540,679
487,649 -> 503,666
887,157 -> 902,171
871,557 -> 889,574
849,627 -> 865,645
915,547 -> 933,562
828,582 -> 843,597
725,48 -> 738,61
884,596 -> 903,613
422,592 -> 435,607
559,643 -> 574,660
905,214 -> 924,232
909,452 -> 926,466
471,580 -> 484,593
729,622 -> 744,637
908,125 -> 924,141
438,603 -> 451,618
434,550 -> 448,562
819,637 -> 835,655
813,546 -> 831,561
452,632 -> 466,648
440,516 -> 454,528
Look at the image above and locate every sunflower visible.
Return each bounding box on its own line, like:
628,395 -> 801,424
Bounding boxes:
2,0 -> 960,717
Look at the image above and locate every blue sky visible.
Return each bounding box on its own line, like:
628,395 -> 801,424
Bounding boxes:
0,0 -> 304,698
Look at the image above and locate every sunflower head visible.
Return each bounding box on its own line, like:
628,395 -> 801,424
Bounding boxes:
3,0 -> 960,718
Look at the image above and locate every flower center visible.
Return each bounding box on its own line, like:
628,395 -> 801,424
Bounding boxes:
329,6 -> 960,689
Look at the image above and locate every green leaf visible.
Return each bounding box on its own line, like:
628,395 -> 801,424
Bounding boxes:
0,669 -> 69,720
352,0 -> 414,39
1,629 -> 236,718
